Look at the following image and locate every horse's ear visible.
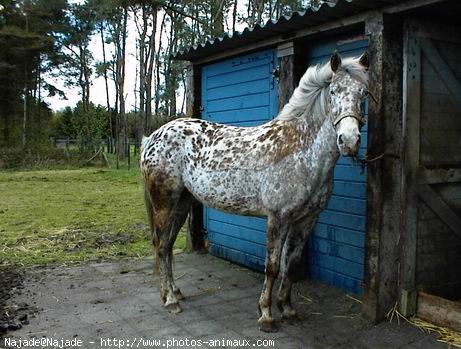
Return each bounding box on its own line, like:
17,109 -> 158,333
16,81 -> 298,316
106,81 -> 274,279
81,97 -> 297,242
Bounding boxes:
359,52 -> 370,68
330,51 -> 341,73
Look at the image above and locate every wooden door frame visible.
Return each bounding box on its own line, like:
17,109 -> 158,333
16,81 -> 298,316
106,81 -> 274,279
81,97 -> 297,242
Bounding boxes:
399,19 -> 461,317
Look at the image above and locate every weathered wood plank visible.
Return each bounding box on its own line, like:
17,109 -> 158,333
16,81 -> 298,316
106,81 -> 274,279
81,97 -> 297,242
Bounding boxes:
421,38 -> 461,110
417,184 -> 461,239
410,21 -> 461,44
185,63 -> 194,117
277,41 -> 294,58
417,292 -> 461,332
384,0 -> 447,14
399,19 -> 422,317
418,167 -> 461,184
363,12 -> 403,323
277,54 -> 294,111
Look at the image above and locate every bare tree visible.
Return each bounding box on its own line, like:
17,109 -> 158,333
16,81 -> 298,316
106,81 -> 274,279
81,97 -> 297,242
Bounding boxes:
99,22 -> 113,152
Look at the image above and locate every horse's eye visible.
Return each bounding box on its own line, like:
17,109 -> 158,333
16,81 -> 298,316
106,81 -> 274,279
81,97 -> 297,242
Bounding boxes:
330,90 -> 335,95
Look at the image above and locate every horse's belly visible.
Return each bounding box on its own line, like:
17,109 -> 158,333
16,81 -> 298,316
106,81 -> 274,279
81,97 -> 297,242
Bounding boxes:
183,168 -> 264,216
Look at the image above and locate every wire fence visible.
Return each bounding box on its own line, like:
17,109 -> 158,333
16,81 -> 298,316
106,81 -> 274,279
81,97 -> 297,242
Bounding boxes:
53,137 -> 143,169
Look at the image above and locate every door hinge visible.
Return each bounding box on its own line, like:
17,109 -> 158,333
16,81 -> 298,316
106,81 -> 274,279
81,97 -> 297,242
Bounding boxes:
271,66 -> 280,83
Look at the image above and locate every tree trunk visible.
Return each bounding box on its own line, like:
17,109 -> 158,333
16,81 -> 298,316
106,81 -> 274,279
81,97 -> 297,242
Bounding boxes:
144,8 -> 157,135
22,13 -> 29,147
164,13 -> 178,118
232,0 -> 238,32
154,12 -> 166,119
100,22 -> 113,153
144,18 -> 155,133
138,6 -> 147,135
37,57 -> 41,137
2,109 -> 8,146
78,44 -> 91,149
118,6 -> 128,159
22,66 -> 27,147
213,0 -> 224,36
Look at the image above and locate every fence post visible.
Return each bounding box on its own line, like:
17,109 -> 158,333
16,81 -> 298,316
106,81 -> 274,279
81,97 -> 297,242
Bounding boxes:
127,139 -> 131,170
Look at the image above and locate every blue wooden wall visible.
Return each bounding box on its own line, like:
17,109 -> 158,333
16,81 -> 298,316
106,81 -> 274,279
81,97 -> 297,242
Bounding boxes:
201,40 -> 368,294
201,49 -> 278,271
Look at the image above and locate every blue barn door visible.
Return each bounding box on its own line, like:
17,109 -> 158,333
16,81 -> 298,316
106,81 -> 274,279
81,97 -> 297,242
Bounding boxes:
201,40 -> 368,294
307,38 -> 369,294
201,49 -> 279,271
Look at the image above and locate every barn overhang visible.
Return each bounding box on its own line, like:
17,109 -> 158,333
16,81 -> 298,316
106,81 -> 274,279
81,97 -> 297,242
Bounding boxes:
173,0 -> 454,65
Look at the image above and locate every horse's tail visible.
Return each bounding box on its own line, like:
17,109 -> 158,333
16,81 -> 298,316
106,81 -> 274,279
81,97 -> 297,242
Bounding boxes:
143,179 -> 160,274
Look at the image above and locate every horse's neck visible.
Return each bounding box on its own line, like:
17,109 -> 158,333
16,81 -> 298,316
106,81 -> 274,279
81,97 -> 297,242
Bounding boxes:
300,111 -> 339,168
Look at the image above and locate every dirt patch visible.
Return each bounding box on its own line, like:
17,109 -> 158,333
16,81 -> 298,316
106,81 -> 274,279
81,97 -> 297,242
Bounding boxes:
92,232 -> 136,248
0,267 -> 37,335
35,229 -> 140,253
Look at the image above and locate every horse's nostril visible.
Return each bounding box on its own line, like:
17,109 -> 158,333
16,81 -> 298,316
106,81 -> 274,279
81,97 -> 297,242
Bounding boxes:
338,135 -> 344,145
357,134 -> 361,144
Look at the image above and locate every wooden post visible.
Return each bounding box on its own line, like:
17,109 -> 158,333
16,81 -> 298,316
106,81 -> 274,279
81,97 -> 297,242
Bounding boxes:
277,41 -> 313,278
186,63 -> 206,252
277,41 -> 295,110
363,12 -> 403,323
398,19 -> 422,317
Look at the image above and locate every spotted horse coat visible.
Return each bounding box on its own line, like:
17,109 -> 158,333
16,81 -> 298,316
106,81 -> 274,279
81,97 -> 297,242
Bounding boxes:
140,52 -> 370,332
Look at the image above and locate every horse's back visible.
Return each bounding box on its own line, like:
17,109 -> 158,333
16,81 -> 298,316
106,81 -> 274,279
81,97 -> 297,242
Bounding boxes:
140,118 -> 272,215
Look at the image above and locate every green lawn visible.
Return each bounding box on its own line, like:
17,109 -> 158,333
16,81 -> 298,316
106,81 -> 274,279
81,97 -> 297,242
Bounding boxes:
0,167 -> 186,267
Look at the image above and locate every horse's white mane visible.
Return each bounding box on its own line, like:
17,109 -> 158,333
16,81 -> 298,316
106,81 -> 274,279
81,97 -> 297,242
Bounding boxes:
276,56 -> 369,121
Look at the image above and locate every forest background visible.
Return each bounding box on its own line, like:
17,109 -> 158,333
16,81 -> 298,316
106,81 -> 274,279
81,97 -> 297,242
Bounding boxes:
0,0 -> 326,167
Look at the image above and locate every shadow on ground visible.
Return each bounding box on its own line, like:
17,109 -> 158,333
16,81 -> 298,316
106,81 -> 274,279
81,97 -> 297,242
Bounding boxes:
1,253 -> 445,349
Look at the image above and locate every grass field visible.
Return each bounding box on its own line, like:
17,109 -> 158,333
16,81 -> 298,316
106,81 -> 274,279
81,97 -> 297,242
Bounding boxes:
0,167 -> 187,267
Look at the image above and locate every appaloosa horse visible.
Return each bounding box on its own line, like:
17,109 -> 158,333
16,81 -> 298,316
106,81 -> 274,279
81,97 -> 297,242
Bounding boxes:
140,52 -> 370,332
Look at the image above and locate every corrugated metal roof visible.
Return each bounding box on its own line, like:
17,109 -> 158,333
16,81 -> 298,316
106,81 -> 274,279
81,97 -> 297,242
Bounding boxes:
174,0 -> 401,61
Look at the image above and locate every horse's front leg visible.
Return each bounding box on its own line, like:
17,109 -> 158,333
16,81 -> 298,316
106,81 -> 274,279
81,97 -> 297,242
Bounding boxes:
277,216 -> 316,320
258,213 -> 289,332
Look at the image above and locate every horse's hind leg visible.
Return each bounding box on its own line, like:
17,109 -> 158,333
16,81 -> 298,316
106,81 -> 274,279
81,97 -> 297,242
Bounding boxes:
277,216 -> 316,320
144,176 -> 191,313
162,189 -> 193,303
258,212 -> 290,332
156,190 -> 193,313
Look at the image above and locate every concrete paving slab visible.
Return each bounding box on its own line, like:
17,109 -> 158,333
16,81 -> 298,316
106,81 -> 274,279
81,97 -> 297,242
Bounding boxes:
1,253 -> 448,349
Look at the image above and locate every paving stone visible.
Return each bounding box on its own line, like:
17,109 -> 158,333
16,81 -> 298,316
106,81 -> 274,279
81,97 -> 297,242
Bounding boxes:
125,312 -> 179,333
4,254 -> 448,349
77,307 -> 124,326
215,311 -> 256,331
198,302 -> 241,320
181,319 -> 226,337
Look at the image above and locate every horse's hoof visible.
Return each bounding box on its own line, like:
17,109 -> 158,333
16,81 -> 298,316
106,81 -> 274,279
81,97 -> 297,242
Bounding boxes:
282,311 -> 300,324
258,319 -> 278,333
174,290 -> 185,300
165,302 -> 182,314
282,307 -> 298,319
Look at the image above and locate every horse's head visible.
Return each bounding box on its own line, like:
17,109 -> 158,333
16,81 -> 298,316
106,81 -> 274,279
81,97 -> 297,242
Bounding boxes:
328,52 -> 369,157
